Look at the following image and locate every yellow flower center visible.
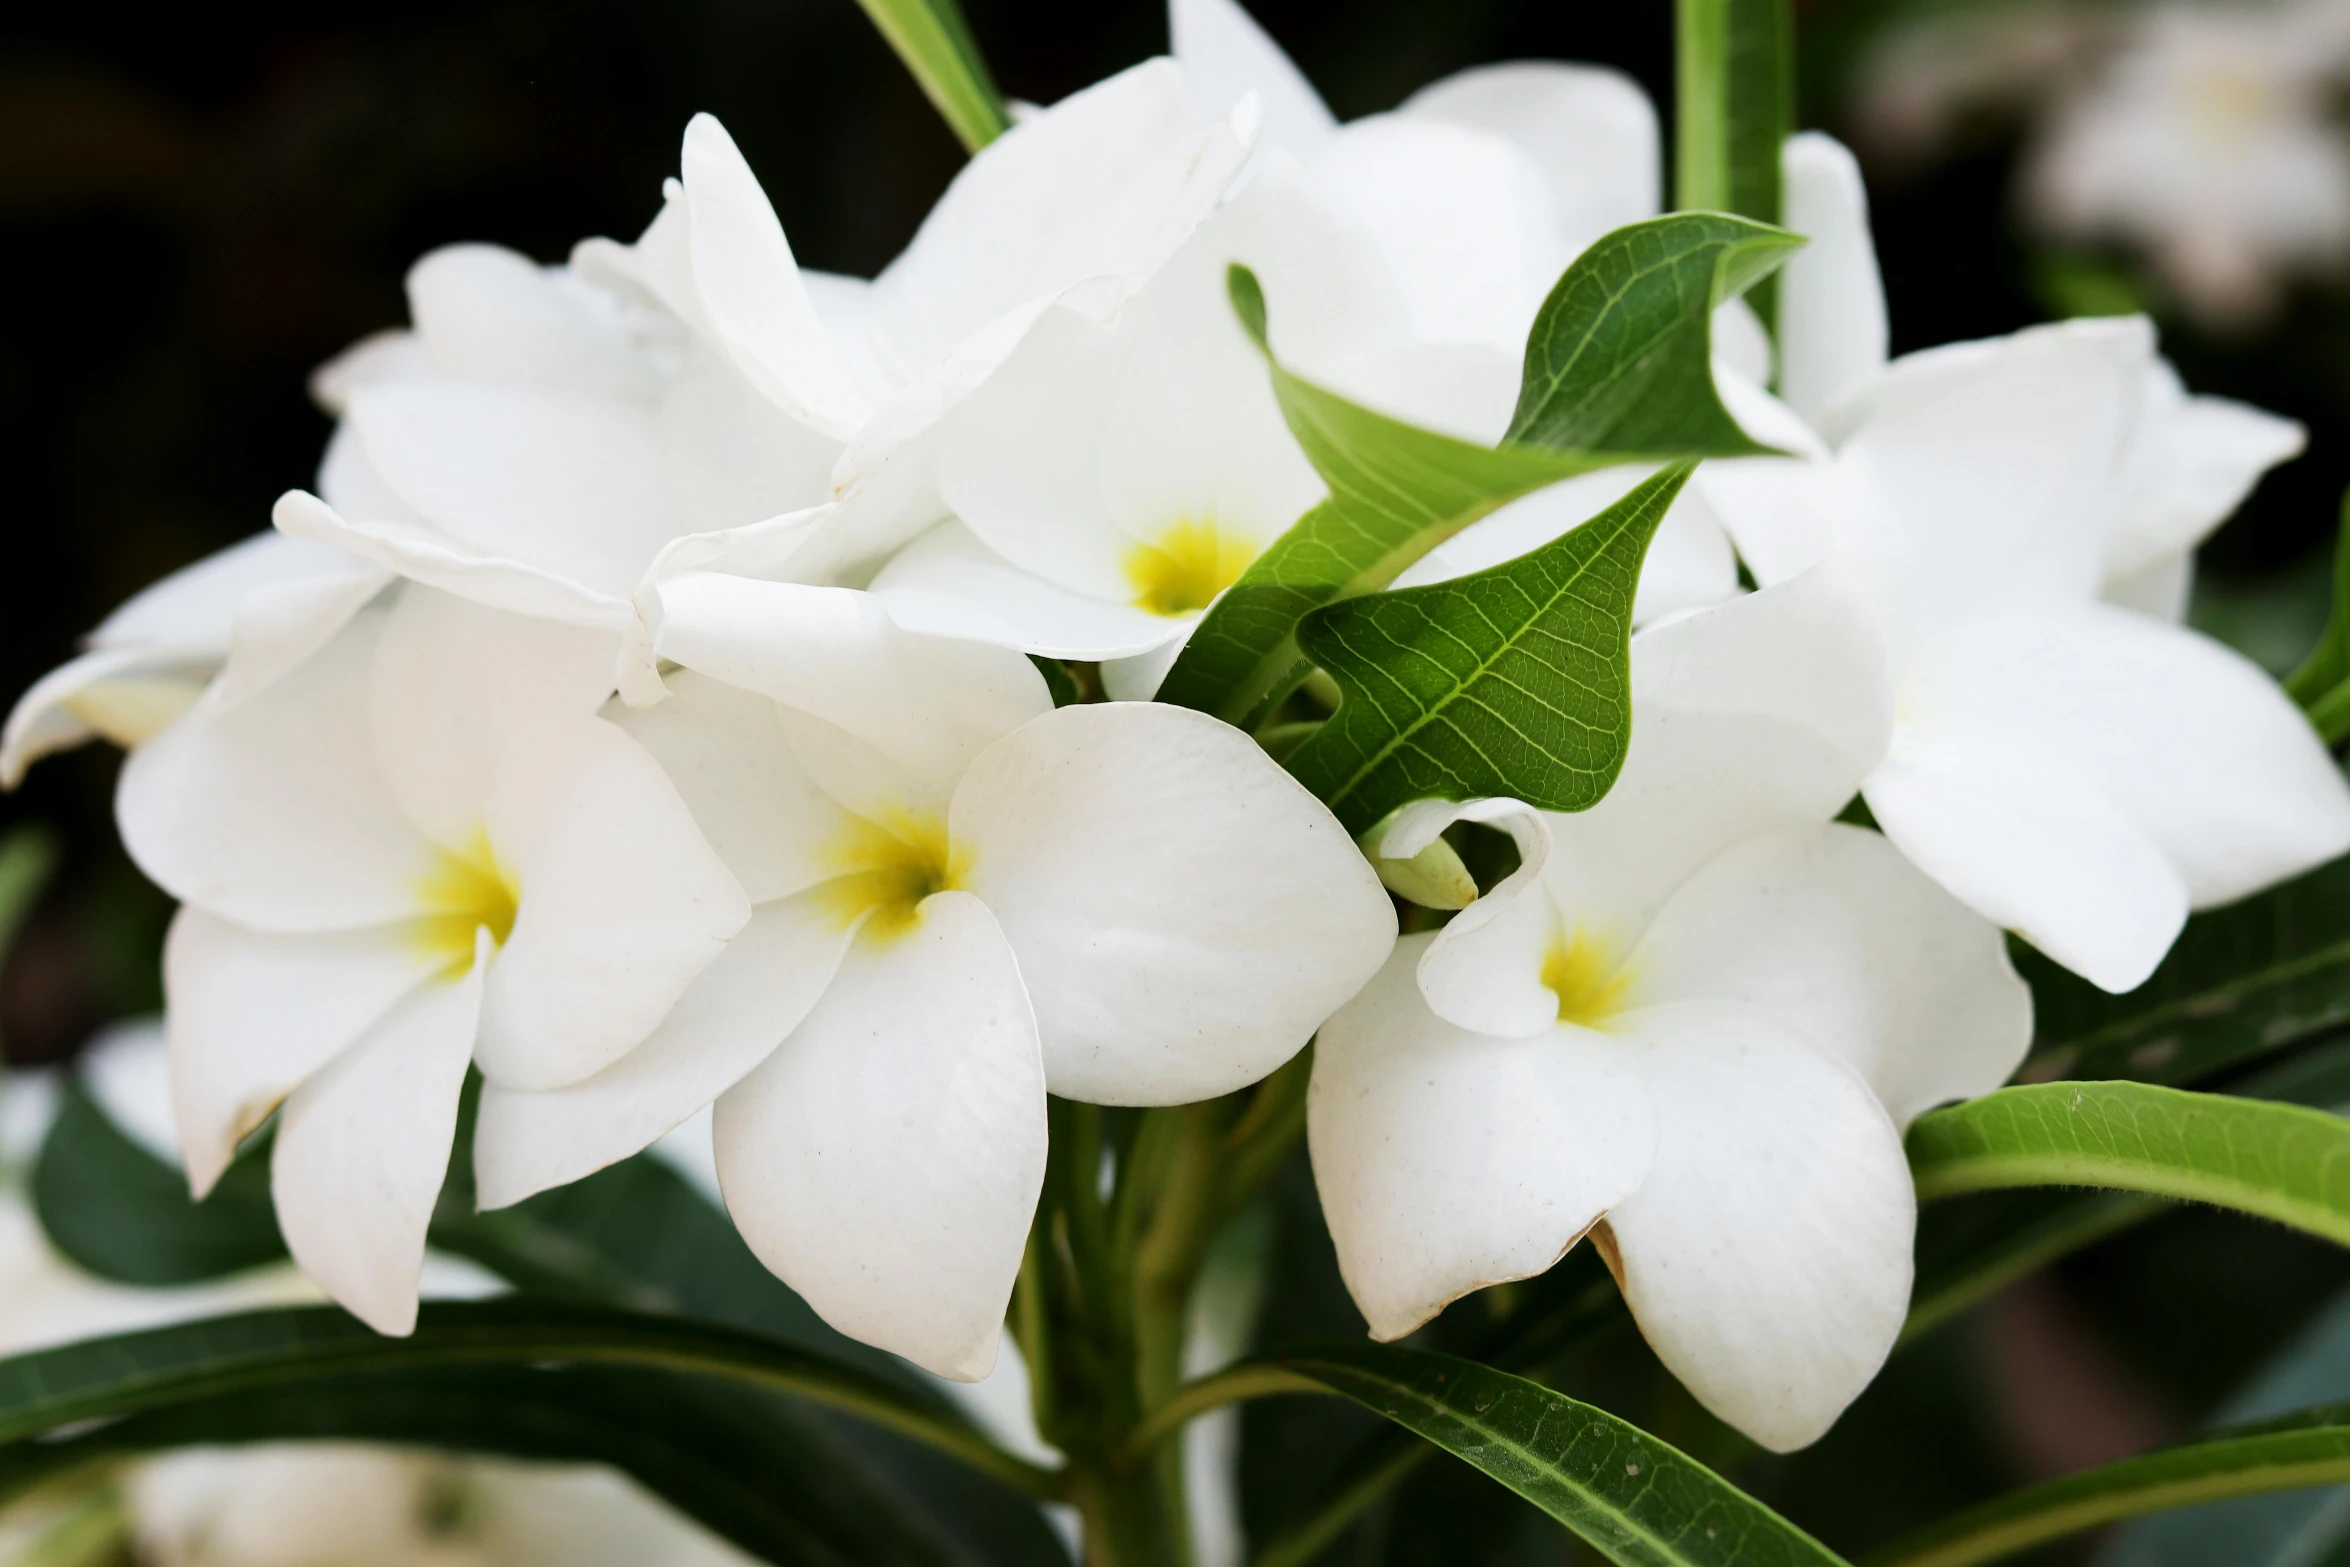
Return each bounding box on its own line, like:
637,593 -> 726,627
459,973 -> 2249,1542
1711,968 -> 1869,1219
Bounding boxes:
818,809 -> 967,941
412,832 -> 519,978
1542,928 -> 1634,1029
1123,518 -> 1257,618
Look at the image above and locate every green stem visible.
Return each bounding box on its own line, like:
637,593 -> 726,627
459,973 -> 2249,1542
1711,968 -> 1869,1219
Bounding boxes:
1674,0 -> 1792,321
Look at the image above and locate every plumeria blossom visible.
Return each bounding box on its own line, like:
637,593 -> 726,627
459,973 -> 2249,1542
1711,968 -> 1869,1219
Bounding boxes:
270,59 -> 1258,685
115,585 -> 748,1333
1310,571 -> 2031,1452
2025,0 -> 2350,330
473,575 -> 1394,1379
1701,313 -> 2350,993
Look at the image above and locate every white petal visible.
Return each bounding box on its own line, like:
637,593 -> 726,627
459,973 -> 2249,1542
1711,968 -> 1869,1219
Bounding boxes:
2102,552 -> 2194,622
1310,115 -> 1570,352
164,908 -> 436,1196
602,669 -> 855,904
1309,936 -> 1656,1340
117,603 -> 434,933
405,243 -> 662,400
272,933 -> 487,1336
368,586 -> 618,852
1320,337 -> 1520,444
1864,717 -> 2187,994
658,341 -> 842,534
648,574 -> 1050,814
204,567 -> 392,713
1777,133 -> 1889,428
1901,606 -> 2350,912
714,892 -> 1046,1380
1545,568 -> 1892,932
349,381 -> 679,601
676,115 -> 871,436
2,646 -> 203,790
91,530 -> 364,650
1828,317 -> 2151,644
1400,63 -> 1660,253
310,328 -> 427,414
473,891 -> 851,1208
1100,633 -> 1190,701
474,712 -> 750,1092
952,703 -> 1395,1104
1628,825 -> 2030,1127
1169,0 -> 1337,156
2110,361 -> 2304,576
1604,1001 -> 1913,1453
275,490 -> 628,630
872,522 -> 1187,659
1396,799 -> 1568,1041
864,58 -> 1253,382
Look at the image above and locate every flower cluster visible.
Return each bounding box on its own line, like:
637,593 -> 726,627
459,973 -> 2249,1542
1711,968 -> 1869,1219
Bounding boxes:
9,0 -> 2348,1458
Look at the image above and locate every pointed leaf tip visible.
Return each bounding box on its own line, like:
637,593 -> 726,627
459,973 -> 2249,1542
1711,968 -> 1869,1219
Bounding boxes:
1227,263 -> 1270,351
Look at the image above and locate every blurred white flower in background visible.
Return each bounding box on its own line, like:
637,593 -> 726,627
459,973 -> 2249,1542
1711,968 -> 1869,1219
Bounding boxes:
1859,0 -> 2350,331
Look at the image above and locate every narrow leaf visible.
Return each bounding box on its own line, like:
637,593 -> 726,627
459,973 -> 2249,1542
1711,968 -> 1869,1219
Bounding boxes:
2019,854 -> 2350,1089
852,0 -> 1009,155
1907,1081 -> 2350,1247
1160,216 -> 1796,728
2286,487 -> 2350,740
0,1300 -> 1058,1500
1864,1402 -> 2350,1567
1269,1343 -> 1849,1567
1284,465 -> 1689,831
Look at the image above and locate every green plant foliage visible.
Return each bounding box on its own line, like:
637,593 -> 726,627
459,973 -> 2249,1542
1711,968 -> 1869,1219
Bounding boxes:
1863,1403 -> 2350,1567
0,1366 -> 1025,1567
2286,490 -> 2350,741
1673,0 -> 1792,328
1158,216 -> 1796,729
1264,1344 -> 1850,1567
1902,1190 -> 2168,1347
0,1301 -> 1056,1498
1283,465 -> 1689,832
850,0 -> 1008,154
1907,1082 -> 2350,1247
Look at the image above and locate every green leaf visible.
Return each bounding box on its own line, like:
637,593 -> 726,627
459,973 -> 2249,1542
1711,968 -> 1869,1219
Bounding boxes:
32,1082 -> 284,1286
1674,0 -> 1792,334
0,1300 -> 1057,1499
1264,1343 -> 1848,1567
1907,1081 -> 2350,1247
1863,1402 -> 2350,1567
851,0 -> 1008,155
2018,853 -> 2350,1089
2287,489 -> 2350,741
0,1366 -> 1005,1567
1507,215 -> 1801,452
1283,465 -> 1689,832
0,825 -> 58,1051
1159,219 -> 1797,730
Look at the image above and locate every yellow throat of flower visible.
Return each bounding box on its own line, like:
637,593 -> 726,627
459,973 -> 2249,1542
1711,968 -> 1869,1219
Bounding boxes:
1542,928 -> 1634,1029
1123,518 -> 1257,618
819,809 -> 967,941
413,832 -> 519,978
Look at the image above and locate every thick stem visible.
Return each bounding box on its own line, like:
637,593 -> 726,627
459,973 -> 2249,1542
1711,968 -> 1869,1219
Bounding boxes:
1674,0 -> 1792,323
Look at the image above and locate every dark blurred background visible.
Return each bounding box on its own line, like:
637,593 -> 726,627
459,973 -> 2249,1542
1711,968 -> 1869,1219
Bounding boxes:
5,3 -> 2348,1559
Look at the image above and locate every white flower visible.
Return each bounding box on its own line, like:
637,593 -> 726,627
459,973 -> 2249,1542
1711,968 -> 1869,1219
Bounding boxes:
1,532 -> 384,789
1310,571 -> 2031,1453
2025,0 -> 2350,329
115,586 -> 748,1333
473,574 -> 1395,1380
1703,313 -> 2350,993
272,60 -> 1258,668
1173,0 -> 1659,355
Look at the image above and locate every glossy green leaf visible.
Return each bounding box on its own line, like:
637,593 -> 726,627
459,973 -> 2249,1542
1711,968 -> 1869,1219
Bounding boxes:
2286,489 -> 2350,741
1864,1403 -> 2350,1567
1507,215 -> 1799,452
0,1365 -> 1007,1567
1266,1343 -> 1848,1567
2017,855 -> 2350,1091
1907,1081 -> 2350,1247
1284,465 -> 1688,832
32,1082 -> 284,1286
1159,220 -> 1796,729
850,0 -> 1008,154
0,1300 -> 1057,1499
